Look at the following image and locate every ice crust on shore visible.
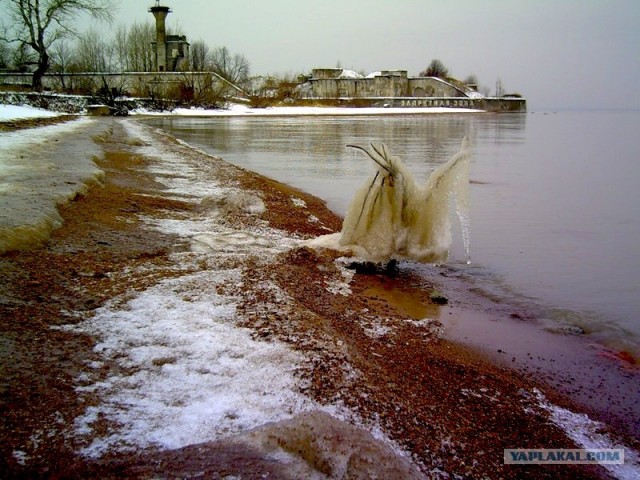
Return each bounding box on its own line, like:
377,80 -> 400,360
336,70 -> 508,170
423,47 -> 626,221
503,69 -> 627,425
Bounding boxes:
51,120 -> 315,456
536,389 -> 640,479
0,117 -> 104,253
51,120 -> 426,475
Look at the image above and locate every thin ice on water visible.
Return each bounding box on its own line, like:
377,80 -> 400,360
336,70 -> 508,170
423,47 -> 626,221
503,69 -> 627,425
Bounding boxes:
339,138 -> 471,263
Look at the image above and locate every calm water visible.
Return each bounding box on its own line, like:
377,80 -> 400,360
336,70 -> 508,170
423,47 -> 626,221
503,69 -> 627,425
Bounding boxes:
143,111 -> 640,351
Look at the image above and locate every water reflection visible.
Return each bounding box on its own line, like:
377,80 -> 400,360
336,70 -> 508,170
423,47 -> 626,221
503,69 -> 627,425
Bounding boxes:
144,114 -> 525,215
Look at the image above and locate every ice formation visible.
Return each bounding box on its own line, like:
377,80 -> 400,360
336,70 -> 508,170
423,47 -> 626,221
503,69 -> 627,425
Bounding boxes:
339,139 -> 471,263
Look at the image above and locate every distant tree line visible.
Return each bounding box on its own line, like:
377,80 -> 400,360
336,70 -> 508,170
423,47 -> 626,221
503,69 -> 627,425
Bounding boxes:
1,22 -> 250,86
0,0 -> 250,91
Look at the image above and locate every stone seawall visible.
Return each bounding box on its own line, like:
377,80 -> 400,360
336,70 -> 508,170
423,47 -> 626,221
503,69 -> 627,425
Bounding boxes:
1,90 -> 526,114
302,96 -> 526,112
379,97 -> 526,112
0,91 -> 170,114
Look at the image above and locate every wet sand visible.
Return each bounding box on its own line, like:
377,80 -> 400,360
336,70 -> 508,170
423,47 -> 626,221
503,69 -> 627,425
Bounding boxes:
1,117 -> 636,479
0,114 -> 75,132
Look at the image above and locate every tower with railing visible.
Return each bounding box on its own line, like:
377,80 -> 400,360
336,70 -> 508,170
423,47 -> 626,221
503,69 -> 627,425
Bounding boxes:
149,1 -> 189,72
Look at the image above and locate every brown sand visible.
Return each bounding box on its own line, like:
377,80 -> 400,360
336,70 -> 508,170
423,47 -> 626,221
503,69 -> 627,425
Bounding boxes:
0,117 -> 630,479
0,114 -> 76,132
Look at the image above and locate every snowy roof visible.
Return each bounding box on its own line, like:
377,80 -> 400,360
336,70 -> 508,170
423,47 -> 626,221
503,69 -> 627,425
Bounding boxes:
338,69 -> 364,79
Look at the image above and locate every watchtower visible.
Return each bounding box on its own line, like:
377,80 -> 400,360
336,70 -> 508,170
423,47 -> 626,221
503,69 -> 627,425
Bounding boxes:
149,1 -> 189,72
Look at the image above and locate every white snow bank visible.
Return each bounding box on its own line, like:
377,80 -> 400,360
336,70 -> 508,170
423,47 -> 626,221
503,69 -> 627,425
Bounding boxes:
0,103 -> 60,121
132,103 -> 483,117
60,270 -> 313,456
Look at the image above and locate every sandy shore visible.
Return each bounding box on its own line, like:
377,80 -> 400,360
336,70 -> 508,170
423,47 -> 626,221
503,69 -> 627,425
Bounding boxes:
1,117 -> 636,479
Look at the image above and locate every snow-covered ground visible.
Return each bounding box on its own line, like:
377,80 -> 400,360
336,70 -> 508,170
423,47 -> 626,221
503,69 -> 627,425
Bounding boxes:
0,103 -> 61,121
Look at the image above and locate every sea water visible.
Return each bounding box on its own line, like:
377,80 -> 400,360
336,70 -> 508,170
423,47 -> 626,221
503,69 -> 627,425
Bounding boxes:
142,111 -> 640,352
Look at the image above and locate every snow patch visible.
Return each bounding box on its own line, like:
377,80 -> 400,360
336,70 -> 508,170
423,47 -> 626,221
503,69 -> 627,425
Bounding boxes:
363,319 -> 393,339
338,69 -> 364,79
407,318 -> 445,338
12,450 -> 29,466
324,258 -> 355,297
465,90 -> 485,99
324,278 -> 352,297
291,196 -> 307,208
0,104 -> 60,121
60,270 -> 314,457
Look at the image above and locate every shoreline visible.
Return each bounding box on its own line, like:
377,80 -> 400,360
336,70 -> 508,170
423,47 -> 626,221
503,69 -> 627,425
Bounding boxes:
1,117 -> 637,478
132,105 -> 486,117
406,262 -> 640,439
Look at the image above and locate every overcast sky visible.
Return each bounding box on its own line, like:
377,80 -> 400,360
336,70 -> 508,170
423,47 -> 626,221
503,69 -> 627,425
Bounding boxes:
76,0 -> 640,110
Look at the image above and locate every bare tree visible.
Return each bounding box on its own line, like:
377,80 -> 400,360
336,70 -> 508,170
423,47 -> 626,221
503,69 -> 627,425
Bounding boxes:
113,23 -> 128,72
125,21 -> 154,72
190,39 -> 211,72
50,39 -> 74,88
11,43 -> 35,72
0,0 -> 113,89
73,27 -> 113,72
211,46 -> 250,85
463,74 -> 478,86
0,41 -> 10,69
420,59 -> 449,79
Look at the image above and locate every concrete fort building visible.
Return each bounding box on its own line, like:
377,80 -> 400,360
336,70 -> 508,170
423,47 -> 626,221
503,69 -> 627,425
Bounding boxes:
304,68 -> 526,112
149,1 -> 190,72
